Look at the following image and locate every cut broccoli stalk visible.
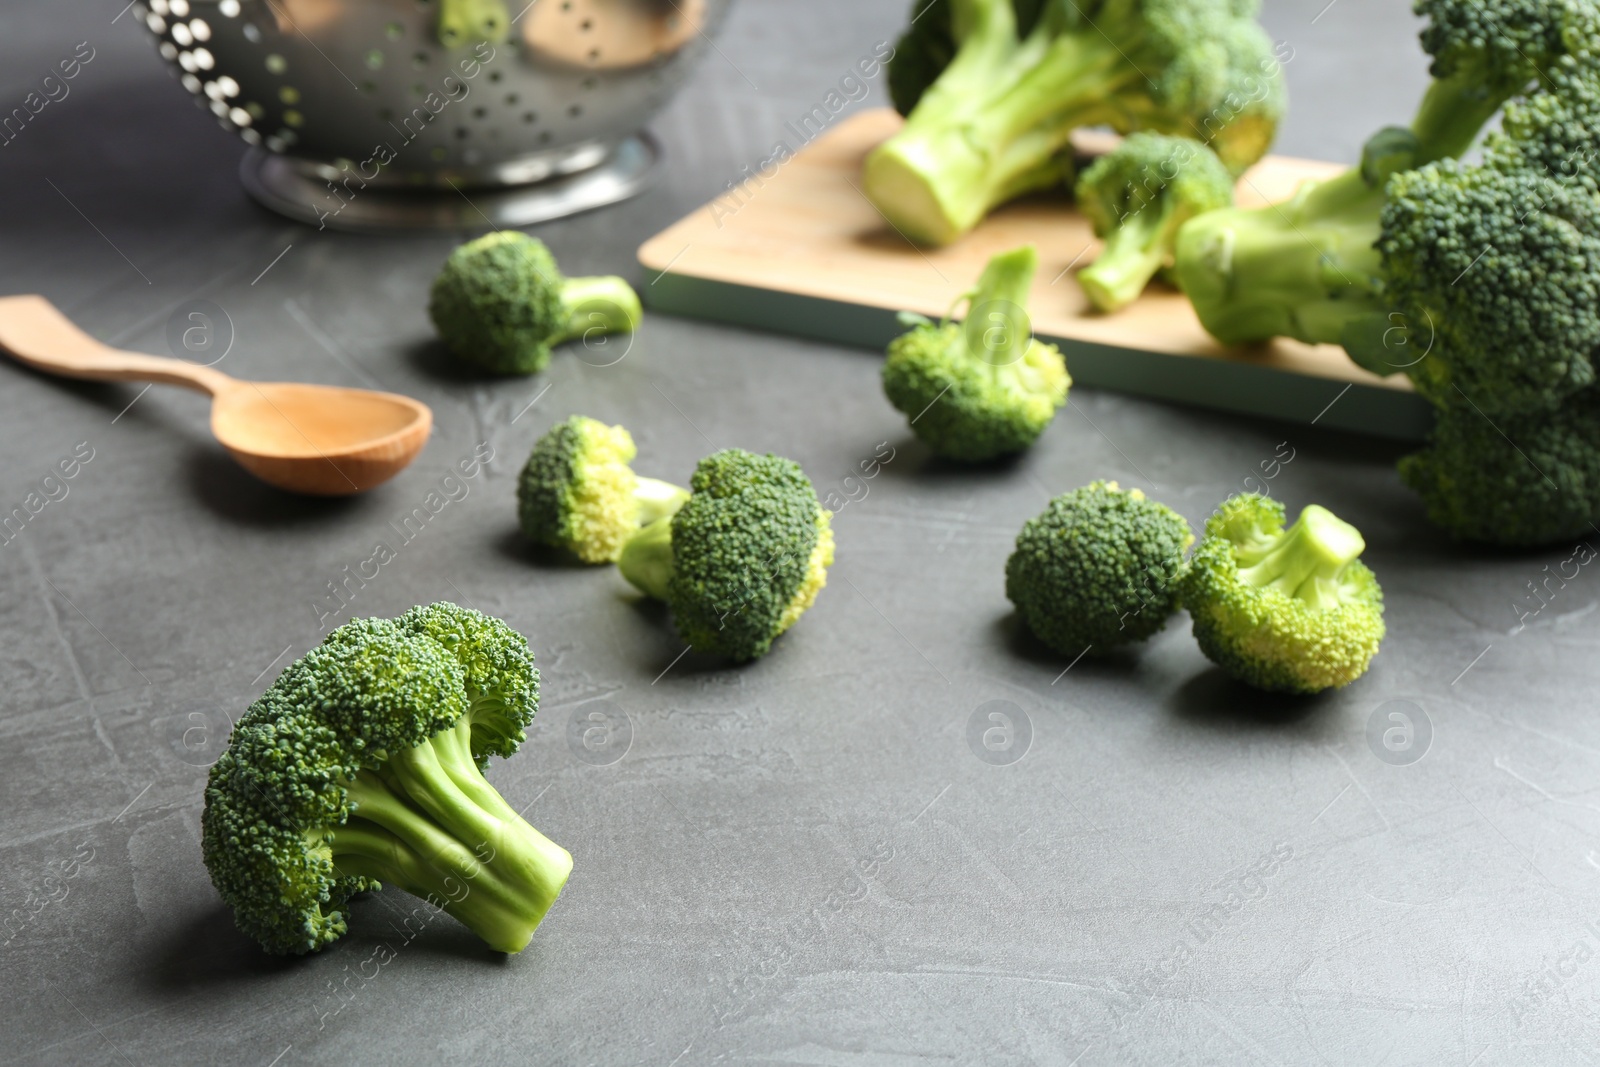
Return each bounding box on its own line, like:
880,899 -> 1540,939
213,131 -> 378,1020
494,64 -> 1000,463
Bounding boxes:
963,244 -> 1037,364
1235,504 -> 1366,611
617,515 -> 674,601
332,719 -> 571,954
558,276 -> 644,345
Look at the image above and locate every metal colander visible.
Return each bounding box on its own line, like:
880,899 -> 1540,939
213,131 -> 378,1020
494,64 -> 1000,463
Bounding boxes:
134,0 -> 730,229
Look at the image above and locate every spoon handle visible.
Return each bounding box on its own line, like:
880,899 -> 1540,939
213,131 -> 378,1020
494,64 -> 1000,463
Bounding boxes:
0,294 -> 234,396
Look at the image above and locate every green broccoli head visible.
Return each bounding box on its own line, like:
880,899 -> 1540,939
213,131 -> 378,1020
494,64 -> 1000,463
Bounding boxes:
1075,133 -> 1236,312
1180,495 -> 1385,693
517,415 -> 689,563
1372,157 -> 1600,412
201,603 -> 571,956
428,231 -> 642,375
618,449 -> 834,662
1399,387 -> 1600,546
1410,0 -> 1580,161
868,0 -> 1284,245
1006,480 -> 1194,655
882,245 -> 1070,461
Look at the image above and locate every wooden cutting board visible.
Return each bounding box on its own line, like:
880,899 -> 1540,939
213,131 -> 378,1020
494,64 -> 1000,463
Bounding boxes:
638,108 -> 1431,441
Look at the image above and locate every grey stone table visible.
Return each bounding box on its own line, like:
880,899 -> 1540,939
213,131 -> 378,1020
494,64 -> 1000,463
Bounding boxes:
3,1 -> 1595,1064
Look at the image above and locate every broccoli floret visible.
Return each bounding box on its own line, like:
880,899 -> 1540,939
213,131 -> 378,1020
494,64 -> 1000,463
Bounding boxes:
882,245 -> 1070,460
617,449 -> 834,662
1399,387 -> 1600,546
201,603 -> 572,955
867,0 -> 1285,245
437,0 -> 509,45
1005,480 -> 1194,655
428,231 -> 641,375
1181,495 -> 1385,694
1173,0 -> 1600,416
1075,133 -> 1235,312
517,415 -> 689,563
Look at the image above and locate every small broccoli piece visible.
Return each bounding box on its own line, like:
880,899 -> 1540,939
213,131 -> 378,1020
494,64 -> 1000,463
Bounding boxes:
437,0 -> 509,45
1005,480 -> 1194,655
882,245 -> 1070,461
1181,495 -> 1385,694
428,231 -> 642,375
617,449 -> 834,662
1075,134 -> 1235,312
868,0 -> 1284,245
517,415 -> 689,563
202,603 -> 571,955
1399,387 -> 1600,546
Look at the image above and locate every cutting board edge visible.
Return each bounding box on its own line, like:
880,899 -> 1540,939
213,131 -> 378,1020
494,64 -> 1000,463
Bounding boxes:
642,270 -> 1435,443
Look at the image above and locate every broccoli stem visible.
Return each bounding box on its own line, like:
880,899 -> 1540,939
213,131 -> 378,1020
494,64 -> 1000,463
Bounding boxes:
556,276 -> 643,345
617,515 -> 674,601
963,244 -> 1038,364
1078,205 -> 1171,312
865,20 -> 1129,245
331,720 -> 571,954
1174,173 -> 1389,347
1236,504 -> 1366,610
635,477 -> 689,526
1408,69 -> 1519,164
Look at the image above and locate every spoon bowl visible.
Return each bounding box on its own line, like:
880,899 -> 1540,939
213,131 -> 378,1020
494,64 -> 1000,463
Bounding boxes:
0,295 -> 432,496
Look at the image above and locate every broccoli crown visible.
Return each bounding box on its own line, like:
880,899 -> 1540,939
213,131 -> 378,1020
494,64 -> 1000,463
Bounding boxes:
202,603 -> 570,955
1180,495 -> 1385,693
518,416 -> 642,563
428,231 -> 566,375
883,245 -> 1071,459
1075,133 -> 1236,311
1399,386 -> 1600,546
867,0 -> 1283,245
883,324 -> 1071,460
1377,156 -> 1600,412
1005,480 -> 1194,655
1416,0 -> 1571,92
661,450 -> 832,662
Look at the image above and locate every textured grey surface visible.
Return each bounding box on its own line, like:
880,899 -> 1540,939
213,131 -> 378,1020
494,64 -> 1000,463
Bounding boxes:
2,2 -> 1596,1065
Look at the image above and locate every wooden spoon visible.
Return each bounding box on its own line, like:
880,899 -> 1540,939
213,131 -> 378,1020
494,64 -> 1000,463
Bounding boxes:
0,295 -> 431,496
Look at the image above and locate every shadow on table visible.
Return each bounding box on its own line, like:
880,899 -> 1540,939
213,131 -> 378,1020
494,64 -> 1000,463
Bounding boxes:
493,526 -> 595,570
145,904 -> 300,991
185,448 -> 365,528
1165,668 -> 1332,731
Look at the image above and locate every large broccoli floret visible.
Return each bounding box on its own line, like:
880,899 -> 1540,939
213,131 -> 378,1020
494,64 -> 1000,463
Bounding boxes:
201,603 -> 571,956
1399,387 -> 1600,546
517,415 -> 689,563
1181,495 -> 1385,694
617,449 -> 834,662
1005,480 -> 1194,656
882,245 -> 1070,461
428,231 -> 641,375
1172,0 -> 1600,416
867,0 -> 1285,245
1075,133 -> 1235,312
